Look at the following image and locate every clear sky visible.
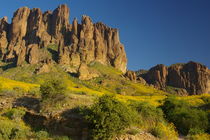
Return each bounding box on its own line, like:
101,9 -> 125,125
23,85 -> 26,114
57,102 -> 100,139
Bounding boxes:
0,0 -> 210,70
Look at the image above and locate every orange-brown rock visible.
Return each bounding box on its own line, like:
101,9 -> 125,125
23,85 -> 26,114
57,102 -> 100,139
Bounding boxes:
51,4 -> 70,39
78,63 -> 99,80
27,44 -> 40,64
0,17 -> 9,59
141,64 -> 168,89
59,16 -> 127,73
140,62 -> 209,95
0,4 -> 127,74
35,63 -> 51,74
167,62 -> 209,95
125,70 -> 137,82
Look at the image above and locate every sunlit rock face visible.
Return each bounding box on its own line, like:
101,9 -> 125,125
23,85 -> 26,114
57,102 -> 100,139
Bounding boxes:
0,4 -> 127,73
140,61 -> 209,95
208,70 -> 210,94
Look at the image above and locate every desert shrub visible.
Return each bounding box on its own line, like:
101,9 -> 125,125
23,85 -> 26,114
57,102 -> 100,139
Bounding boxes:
130,102 -> 164,124
186,133 -> 210,140
149,122 -> 178,139
201,96 -> 210,104
0,117 -> 29,140
126,128 -> 141,135
13,87 -> 25,96
84,95 -> 138,140
161,97 -> 209,135
188,128 -> 205,135
4,108 -> 26,121
130,101 -> 178,139
27,87 -> 40,97
40,79 -> 67,101
40,79 -> 68,113
34,130 -> 49,140
54,136 -> 71,140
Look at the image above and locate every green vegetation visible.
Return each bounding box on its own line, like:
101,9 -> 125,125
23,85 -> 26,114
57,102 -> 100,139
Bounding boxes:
161,96 -> 209,135
84,95 -> 138,140
0,116 -> 30,140
130,101 -> 178,139
0,61 -> 209,139
40,78 -> 71,114
40,78 -> 67,100
3,108 -> 26,121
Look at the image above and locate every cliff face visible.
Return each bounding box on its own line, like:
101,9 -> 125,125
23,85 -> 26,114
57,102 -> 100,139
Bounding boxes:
140,62 -> 210,95
0,4 -> 127,73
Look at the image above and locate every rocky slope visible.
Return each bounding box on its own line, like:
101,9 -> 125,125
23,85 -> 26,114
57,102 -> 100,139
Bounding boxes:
0,4 -> 209,95
0,4 -> 127,73
139,61 -> 210,95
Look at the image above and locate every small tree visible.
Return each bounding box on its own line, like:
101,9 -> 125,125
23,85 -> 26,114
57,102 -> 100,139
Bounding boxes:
40,79 -> 67,101
85,95 -> 138,140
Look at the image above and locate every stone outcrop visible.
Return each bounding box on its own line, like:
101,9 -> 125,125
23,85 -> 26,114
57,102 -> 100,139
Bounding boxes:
125,70 -> 137,82
58,16 -> 127,73
0,4 -> 127,73
137,77 -> 147,85
0,17 -> 9,59
139,61 -> 210,95
35,63 -> 51,74
140,64 -> 168,89
78,63 -> 99,80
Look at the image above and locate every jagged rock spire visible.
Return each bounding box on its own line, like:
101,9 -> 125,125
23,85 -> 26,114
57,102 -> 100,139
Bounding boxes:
0,4 -> 127,73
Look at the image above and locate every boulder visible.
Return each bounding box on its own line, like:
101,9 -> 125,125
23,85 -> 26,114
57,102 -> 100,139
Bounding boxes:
35,63 -> 51,74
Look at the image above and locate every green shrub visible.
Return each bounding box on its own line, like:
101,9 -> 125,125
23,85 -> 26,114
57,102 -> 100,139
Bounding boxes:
84,95 -> 138,140
40,79 -> 69,114
161,97 -> 209,135
34,130 -> 49,140
201,96 -> 210,104
130,102 -> 164,123
0,117 -> 29,140
149,124 -> 165,138
126,128 -> 141,135
130,101 -> 178,139
186,133 -> 210,140
40,79 -> 67,101
4,108 -> 26,121
54,136 -> 71,140
188,128 -> 205,135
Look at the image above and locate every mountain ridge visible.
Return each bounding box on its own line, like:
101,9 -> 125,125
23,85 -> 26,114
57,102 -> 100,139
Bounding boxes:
0,4 -> 209,95
0,4 -> 127,73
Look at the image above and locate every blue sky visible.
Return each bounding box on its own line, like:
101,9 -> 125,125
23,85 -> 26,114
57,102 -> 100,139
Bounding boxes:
0,0 -> 210,70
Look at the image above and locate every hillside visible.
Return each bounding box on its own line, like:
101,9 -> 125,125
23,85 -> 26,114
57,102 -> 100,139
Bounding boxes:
0,4 -> 209,140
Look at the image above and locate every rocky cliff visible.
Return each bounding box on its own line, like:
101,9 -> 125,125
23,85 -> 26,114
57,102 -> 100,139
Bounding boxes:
0,4 -> 127,73
139,61 -> 210,95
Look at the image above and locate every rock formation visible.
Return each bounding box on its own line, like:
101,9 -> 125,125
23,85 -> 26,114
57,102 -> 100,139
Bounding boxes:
78,63 -> 99,80
0,4 -> 127,73
140,64 -> 168,89
125,70 -> 137,82
139,61 -> 210,95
